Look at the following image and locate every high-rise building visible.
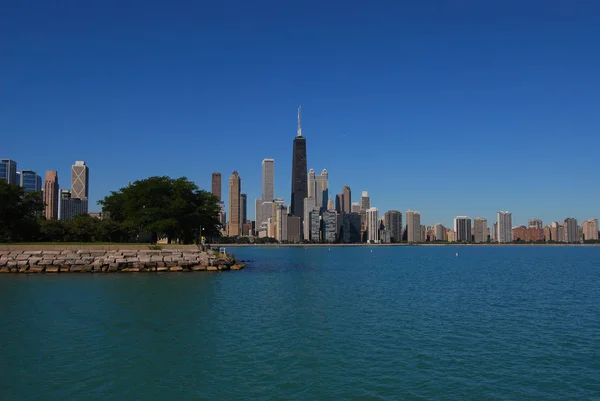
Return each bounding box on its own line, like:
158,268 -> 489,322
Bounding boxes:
512,226 -> 544,242
71,161 -> 89,200
327,199 -> 335,211
351,202 -> 360,213
240,194 -> 247,224
44,170 -> 60,220
341,213 -> 361,243
473,217 -> 488,243
255,199 -> 263,231
342,186 -> 351,214
303,197 -> 317,241
312,169 -> 328,210
335,194 -> 343,213
286,216 -> 301,243
308,168 -> 316,199
309,210 -> 321,242
60,190 -> 89,221
262,158 -> 274,201
497,211 -> 512,243
360,191 -> 370,210
211,172 -> 222,201
367,207 -> 379,243
492,222 -> 498,242
291,106 -> 308,218
322,211 -> 337,243
528,219 -> 543,229
20,170 -> 42,193
564,218 -> 578,243
454,216 -> 472,242
434,224 -> 444,241
275,203 -> 287,242
582,219 -> 599,241
406,210 -> 421,242
384,210 -> 402,242
0,159 -> 18,185
228,171 -> 241,236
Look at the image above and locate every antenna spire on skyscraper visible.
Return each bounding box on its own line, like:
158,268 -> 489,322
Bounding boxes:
297,105 -> 302,137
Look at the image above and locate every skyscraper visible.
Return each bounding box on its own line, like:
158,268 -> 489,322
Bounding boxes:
335,194 -> 343,213
473,217 -> 488,243
262,158 -> 274,201
322,210 -> 337,243
240,194 -> 247,224
0,159 -> 18,185
308,168 -> 316,199
44,170 -> 59,220
60,190 -> 88,221
367,207 -> 379,243
327,199 -> 335,211
228,171 -> 241,236
582,219 -> 599,241
211,172 -> 222,201
290,106 -> 307,218
406,210 -> 421,243
384,210 -> 402,242
303,197 -> 317,240
434,224 -> 444,241
309,210 -> 321,242
351,202 -> 360,213
528,219 -> 543,229
564,218 -> 578,243
20,170 -> 42,193
497,211 -> 513,243
454,216 -> 472,242
342,186 -> 351,214
71,161 -> 89,200
341,213 -> 361,243
492,222 -> 499,242
360,191 -> 370,210
315,169 -> 329,209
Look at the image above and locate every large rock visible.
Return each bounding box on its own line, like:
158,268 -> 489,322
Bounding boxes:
169,266 -> 183,271
46,267 -> 59,273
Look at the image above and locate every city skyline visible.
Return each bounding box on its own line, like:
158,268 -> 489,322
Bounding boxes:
4,3 -> 600,227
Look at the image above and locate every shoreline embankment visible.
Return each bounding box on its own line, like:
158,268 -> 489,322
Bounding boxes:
0,246 -> 245,273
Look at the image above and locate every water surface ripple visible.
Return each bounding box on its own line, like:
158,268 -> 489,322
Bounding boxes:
1,246 -> 599,400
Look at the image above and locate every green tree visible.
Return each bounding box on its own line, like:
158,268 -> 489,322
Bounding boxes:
98,176 -> 221,244
0,181 -> 44,242
39,219 -> 68,242
64,215 -> 98,242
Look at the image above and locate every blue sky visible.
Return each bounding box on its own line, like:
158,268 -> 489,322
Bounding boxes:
2,1 -> 600,227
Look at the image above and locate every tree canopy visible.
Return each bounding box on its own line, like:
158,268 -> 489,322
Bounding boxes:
98,176 -> 221,243
0,181 -> 44,242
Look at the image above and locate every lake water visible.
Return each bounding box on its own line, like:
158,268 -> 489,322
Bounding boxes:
1,246 -> 599,400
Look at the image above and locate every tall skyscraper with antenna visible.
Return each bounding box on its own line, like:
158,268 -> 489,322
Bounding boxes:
290,106 -> 307,222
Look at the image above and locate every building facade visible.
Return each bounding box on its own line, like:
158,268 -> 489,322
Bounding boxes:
211,172 -> 221,201
351,202 -> 360,213
367,207 -> 379,243
528,219 -> 543,229
406,210 -> 421,242
564,218 -> 578,243
454,216 -> 472,242
0,159 -> 18,185
303,197 -> 317,241
286,216 -> 301,243
360,191 -> 370,210
262,158 -> 274,202
291,107 -> 308,218
512,226 -> 544,242
342,186 -> 351,214
309,210 -> 321,242
434,224 -> 444,241
473,217 -> 488,243
71,161 -> 89,200
384,210 -> 402,242
60,190 -> 89,221
240,194 -> 247,225
228,171 -> 241,236
44,170 -> 59,220
322,211 -> 337,243
341,213 -> 361,243
497,211 -> 512,243
335,194 -> 343,213
20,170 -> 42,193
582,219 -> 599,241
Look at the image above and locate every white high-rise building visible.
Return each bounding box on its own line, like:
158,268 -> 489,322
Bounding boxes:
497,211 -> 513,243
307,169 -> 316,199
406,210 -> 421,242
261,158 -> 274,202
303,197 -> 317,240
366,207 -> 379,243
454,216 -> 472,242
434,224 -> 444,241
473,217 -> 488,243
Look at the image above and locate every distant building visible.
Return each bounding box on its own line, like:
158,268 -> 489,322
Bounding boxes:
0,159 -> 18,185
512,226 -> 543,242
473,217 -> 488,243
262,158 -> 274,202
360,191 -> 370,211
240,194 -> 247,225
550,222 -> 559,242
228,171 -> 241,236
446,229 -> 457,242
290,107 -> 308,219
434,224 -> 444,241
351,202 -> 360,214
327,199 -> 335,211
366,207 -> 379,243
60,190 -> 89,221
497,211 -> 512,243
384,210 -> 402,242
275,203 -> 287,242
342,186 -> 351,214
20,170 -> 42,193
309,210 -> 321,242
564,218 -> 578,243
315,169 -> 329,210
307,168 -> 316,199
492,222 -> 498,242
582,219 -> 599,241
71,161 -> 89,200
89,212 -> 103,219
528,219 -> 543,229
211,172 -> 222,201
406,210 -> 421,242
44,170 -> 60,220
303,197 -> 317,240
322,211 -> 337,243
287,216 -> 302,243
454,216 -> 472,242
341,213 -> 361,243
335,194 -> 343,213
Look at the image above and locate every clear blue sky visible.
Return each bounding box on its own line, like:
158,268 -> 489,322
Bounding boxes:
3,1 -> 599,227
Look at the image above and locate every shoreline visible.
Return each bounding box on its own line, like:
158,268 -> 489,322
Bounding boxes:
209,243 -> 599,247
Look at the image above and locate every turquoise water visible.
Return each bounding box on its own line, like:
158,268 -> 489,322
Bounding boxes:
1,246 -> 599,400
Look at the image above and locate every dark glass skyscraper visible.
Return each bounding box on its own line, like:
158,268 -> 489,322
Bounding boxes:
290,107 -> 307,218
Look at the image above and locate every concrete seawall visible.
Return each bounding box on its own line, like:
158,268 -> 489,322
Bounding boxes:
0,248 -> 245,273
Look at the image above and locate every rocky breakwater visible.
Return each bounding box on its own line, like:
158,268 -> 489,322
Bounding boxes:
0,249 -> 246,273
